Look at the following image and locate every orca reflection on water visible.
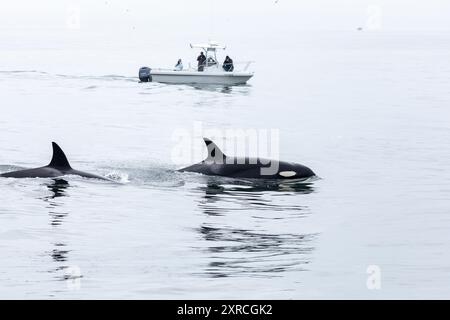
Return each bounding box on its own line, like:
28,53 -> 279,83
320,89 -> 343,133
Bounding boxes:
0,142 -> 112,181
179,138 -> 316,180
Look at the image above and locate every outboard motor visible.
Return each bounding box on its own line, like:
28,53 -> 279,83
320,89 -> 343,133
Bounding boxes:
139,67 -> 152,82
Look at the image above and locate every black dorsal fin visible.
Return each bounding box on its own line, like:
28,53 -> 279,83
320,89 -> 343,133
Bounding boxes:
48,142 -> 72,168
203,138 -> 226,163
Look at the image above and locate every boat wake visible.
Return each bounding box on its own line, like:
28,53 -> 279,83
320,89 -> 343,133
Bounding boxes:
0,69 -> 136,83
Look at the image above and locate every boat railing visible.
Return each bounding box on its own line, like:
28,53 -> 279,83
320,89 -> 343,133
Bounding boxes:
202,61 -> 254,72
236,61 -> 255,72
179,61 -> 254,73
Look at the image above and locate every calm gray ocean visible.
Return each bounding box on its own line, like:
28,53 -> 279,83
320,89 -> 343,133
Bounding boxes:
1,4 -> 449,298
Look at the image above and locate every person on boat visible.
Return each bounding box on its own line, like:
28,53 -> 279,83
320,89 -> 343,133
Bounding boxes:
222,56 -> 234,72
174,59 -> 183,71
197,52 -> 206,71
207,56 -> 217,67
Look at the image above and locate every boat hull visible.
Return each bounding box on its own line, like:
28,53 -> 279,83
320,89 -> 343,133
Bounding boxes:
150,70 -> 253,85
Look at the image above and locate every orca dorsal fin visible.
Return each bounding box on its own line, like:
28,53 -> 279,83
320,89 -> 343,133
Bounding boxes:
203,138 -> 226,163
48,142 -> 72,169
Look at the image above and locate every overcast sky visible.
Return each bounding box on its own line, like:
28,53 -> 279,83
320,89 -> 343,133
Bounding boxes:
1,0 -> 449,32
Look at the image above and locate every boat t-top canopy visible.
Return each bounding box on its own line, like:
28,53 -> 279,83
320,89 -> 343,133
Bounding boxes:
190,41 -> 226,51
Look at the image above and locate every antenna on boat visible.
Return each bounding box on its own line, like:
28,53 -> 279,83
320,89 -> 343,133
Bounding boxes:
209,0 -> 215,39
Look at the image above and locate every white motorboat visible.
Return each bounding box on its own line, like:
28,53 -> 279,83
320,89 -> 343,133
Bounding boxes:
139,42 -> 254,85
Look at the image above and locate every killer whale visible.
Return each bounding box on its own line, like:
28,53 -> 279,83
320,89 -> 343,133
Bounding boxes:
179,138 -> 316,180
0,142 -> 113,181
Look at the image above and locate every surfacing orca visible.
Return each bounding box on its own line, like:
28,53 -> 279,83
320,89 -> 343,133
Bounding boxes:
179,138 -> 316,180
0,142 -> 112,181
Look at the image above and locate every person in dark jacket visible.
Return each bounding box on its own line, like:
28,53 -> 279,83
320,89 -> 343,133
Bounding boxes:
197,52 -> 206,71
222,55 -> 234,72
